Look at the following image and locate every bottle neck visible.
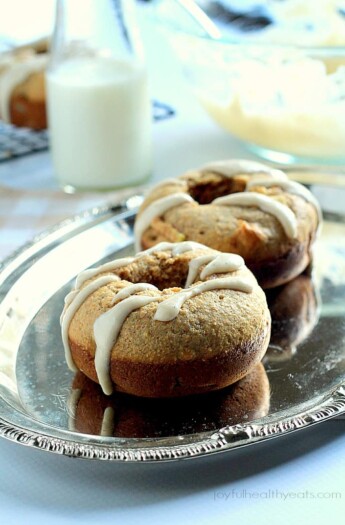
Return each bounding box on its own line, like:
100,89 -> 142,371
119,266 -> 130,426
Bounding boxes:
50,0 -> 144,68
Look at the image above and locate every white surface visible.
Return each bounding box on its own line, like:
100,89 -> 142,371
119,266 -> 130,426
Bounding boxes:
0,4 -> 345,524
0,422 -> 344,525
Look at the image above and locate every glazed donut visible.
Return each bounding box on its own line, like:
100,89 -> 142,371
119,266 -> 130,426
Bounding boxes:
265,273 -> 319,362
135,159 -> 321,289
68,363 -> 270,438
61,242 -> 271,398
0,45 -> 48,130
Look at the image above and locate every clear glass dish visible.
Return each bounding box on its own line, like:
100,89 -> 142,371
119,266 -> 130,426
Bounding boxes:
156,0 -> 345,165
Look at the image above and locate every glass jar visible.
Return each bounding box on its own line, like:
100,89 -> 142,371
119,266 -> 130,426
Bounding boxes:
46,0 -> 152,192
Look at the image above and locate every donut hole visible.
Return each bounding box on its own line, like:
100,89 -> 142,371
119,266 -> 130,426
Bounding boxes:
116,255 -> 190,291
187,177 -> 246,205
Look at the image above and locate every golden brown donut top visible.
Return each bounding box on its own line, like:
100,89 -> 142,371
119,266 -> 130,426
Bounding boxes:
135,159 -> 321,260
61,242 -> 269,395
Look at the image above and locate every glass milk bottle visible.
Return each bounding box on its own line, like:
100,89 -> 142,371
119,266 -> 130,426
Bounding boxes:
46,0 -> 152,192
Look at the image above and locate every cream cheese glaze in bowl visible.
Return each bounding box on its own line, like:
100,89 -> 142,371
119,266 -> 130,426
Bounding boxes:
155,0 -> 345,165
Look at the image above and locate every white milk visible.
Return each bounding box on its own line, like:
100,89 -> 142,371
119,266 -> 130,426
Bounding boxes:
46,57 -> 152,190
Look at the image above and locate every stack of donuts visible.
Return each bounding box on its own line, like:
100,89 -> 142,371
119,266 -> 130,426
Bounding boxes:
61,159 -> 321,404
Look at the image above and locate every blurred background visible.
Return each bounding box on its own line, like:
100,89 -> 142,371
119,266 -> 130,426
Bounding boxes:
0,0 -> 55,47
3,0 -> 345,168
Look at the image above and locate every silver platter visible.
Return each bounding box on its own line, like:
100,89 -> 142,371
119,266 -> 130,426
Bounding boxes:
0,192 -> 345,462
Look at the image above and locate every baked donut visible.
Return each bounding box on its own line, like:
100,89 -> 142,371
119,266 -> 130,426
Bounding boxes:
135,159 -> 321,289
61,242 -> 271,398
265,273 -> 319,362
68,363 -> 270,438
0,44 -> 48,130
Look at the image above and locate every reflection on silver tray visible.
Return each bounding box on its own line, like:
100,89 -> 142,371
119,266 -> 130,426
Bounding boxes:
0,193 -> 345,462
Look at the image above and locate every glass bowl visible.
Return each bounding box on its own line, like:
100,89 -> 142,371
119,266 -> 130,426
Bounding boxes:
155,0 -> 345,165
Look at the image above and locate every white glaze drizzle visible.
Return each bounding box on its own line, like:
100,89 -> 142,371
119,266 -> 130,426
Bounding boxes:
63,244 -> 254,394
75,257 -> 134,288
76,242 -> 208,292
200,253 -> 244,280
94,271 -> 252,392
134,161 -> 289,249
150,177 -> 185,188
134,192 -> 195,251
93,282 -> 158,395
135,241 -> 176,257
100,406 -> 115,437
154,277 -> 253,322
185,253 -> 244,287
135,161 -> 316,252
110,282 -> 158,305
185,254 -> 216,288
94,294 -> 160,395
137,240 -> 209,258
61,275 -> 119,372
246,177 -> 322,223
172,241 -> 209,255
60,289 -> 79,323
70,241 -> 207,325
213,193 -> 298,238
200,159 -> 287,180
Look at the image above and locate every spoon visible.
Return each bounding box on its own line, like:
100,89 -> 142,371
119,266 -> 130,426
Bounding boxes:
175,0 -> 222,39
